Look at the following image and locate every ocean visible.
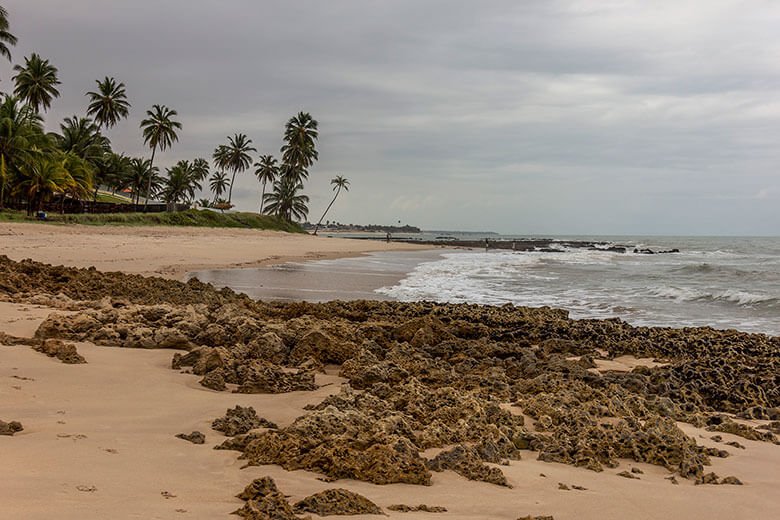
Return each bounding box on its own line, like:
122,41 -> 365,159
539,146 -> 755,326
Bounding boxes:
376,235 -> 780,336
190,235 -> 780,337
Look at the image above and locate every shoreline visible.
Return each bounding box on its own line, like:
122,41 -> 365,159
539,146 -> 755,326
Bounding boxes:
1,229 -> 778,519
0,222 -> 431,280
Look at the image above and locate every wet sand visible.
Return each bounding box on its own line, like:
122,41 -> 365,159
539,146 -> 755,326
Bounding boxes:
187,250 -> 445,302
0,222 -> 429,279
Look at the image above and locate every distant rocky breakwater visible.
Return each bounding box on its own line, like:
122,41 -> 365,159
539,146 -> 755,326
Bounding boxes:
391,237 -> 679,254
1,255 -> 777,496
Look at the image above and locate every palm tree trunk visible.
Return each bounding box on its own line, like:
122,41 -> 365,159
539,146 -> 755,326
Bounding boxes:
259,181 -> 266,214
227,169 -> 237,205
0,155 -> 6,210
143,146 -> 156,213
313,187 -> 340,236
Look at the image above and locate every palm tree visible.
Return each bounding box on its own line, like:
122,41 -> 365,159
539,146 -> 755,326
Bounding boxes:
254,154 -> 278,214
263,176 -> 309,222
58,152 -> 94,212
190,157 -> 210,184
53,116 -> 109,164
213,133 -> 255,204
208,170 -> 229,203
140,104 -> 181,210
86,77 -> 130,130
16,155 -> 70,214
281,111 -> 319,172
12,53 -> 61,113
162,160 -> 197,208
127,157 -> 158,205
0,6 -> 18,63
0,95 -> 45,208
313,175 -> 349,235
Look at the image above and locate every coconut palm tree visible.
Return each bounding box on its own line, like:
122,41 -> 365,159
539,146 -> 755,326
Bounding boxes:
213,133 -> 255,204
140,104 -> 181,210
162,160 -> 197,208
127,157 -> 158,205
0,6 -> 18,64
86,77 -> 130,130
254,154 -> 278,214
313,175 -> 349,235
58,152 -> 94,212
16,154 -> 70,214
190,157 -> 210,184
12,53 -> 61,113
0,95 -> 45,208
263,176 -> 309,222
208,170 -> 229,203
281,111 -> 318,172
53,116 -> 109,165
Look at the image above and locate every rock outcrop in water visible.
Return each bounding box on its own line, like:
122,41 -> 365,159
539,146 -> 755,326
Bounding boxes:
2,256 -> 779,489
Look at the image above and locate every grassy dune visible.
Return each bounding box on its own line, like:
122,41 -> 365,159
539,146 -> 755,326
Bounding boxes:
0,209 -> 305,233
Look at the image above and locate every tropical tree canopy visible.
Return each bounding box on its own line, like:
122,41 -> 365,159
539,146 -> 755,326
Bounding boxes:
0,5 -> 17,63
139,104 -> 181,207
127,157 -> 159,204
212,132 -> 255,203
281,111 -> 318,169
162,160 -> 199,205
86,77 -> 130,129
254,154 -> 278,213
12,53 -> 61,113
263,176 -> 309,222
53,116 -> 109,165
208,170 -> 229,201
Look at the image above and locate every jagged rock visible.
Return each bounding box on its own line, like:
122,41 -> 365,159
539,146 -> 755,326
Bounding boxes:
212,406 -> 275,436
293,489 -> 383,515
33,339 -> 87,364
720,476 -> 743,485
388,504 -> 447,512
695,472 -> 720,485
247,332 -> 289,364
617,471 -> 639,480
235,360 -> 318,394
0,420 -> 23,436
427,445 -> 510,487
199,370 -> 226,391
175,431 -> 205,444
233,477 -> 298,520
517,516 -> 554,520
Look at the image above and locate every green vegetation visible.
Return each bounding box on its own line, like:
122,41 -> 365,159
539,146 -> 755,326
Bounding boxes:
0,207 -> 304,231
0,5 -> 345,227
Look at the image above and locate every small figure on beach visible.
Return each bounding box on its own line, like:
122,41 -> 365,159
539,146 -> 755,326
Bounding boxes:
485,238 -> 489,251
386,232 -> 391,243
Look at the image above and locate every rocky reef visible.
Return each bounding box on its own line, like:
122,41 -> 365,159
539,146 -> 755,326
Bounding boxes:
32,339 -> 86,364
293,488 -> 383,515
2,256 -> 779,491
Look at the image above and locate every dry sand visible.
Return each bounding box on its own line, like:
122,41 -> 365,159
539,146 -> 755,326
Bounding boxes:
0,222 -> 427,279
1,225 -> 779,519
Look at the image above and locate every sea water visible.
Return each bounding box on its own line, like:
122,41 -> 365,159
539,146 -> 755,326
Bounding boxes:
376,236 -> 780,336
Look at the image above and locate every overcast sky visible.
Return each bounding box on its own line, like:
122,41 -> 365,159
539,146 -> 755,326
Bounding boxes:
2,0 -> 779,235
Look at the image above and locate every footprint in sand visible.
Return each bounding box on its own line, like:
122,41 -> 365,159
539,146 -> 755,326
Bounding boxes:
161,491 -> 177,499
76,485 -> 97,492
103,448 -> 118,454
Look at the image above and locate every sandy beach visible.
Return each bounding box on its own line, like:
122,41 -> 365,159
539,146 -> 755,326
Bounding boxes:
1,225 -> 779,520
0,223 -> 428,280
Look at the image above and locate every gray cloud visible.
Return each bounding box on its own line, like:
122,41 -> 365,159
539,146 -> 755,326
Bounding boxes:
1,0 -> 779,235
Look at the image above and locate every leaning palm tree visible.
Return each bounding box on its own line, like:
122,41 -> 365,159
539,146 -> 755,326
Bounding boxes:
140,104 -> 181,210
313,175 -> 349,235
86,77 -> 130,130
12,53 -> 61,113
263,176 -> 309,222
253,154 -> 278,213
213,133 -> 255,204
0,6 -> 18,63
208,170 -> 229,203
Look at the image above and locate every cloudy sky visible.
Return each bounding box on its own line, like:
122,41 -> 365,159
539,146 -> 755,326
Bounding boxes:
2,0 -> 779,235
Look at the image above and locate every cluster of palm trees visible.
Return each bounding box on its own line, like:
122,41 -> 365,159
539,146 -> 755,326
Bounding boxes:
0,5 -> 350,224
